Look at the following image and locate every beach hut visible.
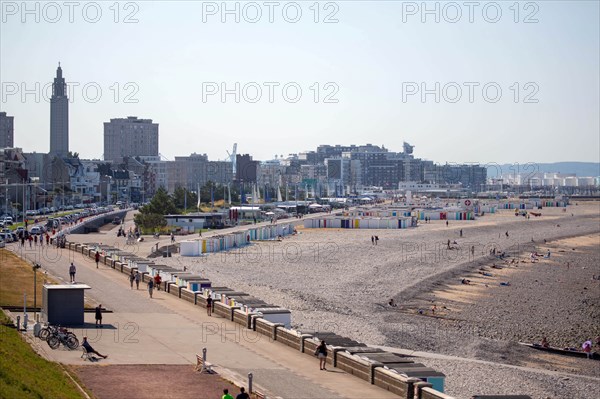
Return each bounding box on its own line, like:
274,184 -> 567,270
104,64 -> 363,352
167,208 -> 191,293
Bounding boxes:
384,363 -> 446,392
255,308 -> 292,328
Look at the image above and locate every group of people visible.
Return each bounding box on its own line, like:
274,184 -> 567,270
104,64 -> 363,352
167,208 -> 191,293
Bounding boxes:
128,270 -> 161,298
539,337 -> 599,359
370,235 -> 379,245
221,387 -> 249,399
17,230 -> 51,248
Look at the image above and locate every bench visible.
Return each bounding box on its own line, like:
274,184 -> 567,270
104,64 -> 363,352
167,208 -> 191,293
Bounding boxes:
195,354 -> 213,373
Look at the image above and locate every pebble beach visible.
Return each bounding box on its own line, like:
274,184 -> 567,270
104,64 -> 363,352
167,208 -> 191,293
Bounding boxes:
163,202 -> 600,398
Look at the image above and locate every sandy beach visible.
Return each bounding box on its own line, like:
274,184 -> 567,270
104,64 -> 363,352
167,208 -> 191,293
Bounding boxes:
71,202 -> 599,398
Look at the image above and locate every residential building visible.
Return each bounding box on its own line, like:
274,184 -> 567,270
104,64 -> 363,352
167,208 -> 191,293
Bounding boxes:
103,116 -> 159,163
0,112 -> 14,148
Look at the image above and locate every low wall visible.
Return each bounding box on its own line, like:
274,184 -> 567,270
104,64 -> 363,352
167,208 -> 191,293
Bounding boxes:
275,326 -> 302,351
233,309 -> 256,329
335,351 -> 374,383
254,318 -> 279,341
374,368 -> 417,399
167,282 -> 179,297
420,387 -> 455,399
213,301 -> 232,319
196,295 -> 209,308
180,288 -> 195,304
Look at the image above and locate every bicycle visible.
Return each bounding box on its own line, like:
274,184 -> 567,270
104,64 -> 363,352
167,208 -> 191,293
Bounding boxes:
39,324 -> 76,340
45,326 -> 79,350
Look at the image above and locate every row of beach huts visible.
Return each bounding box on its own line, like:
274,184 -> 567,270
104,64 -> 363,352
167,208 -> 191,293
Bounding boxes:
303,198 -> 569,230
179,223 -> 295,256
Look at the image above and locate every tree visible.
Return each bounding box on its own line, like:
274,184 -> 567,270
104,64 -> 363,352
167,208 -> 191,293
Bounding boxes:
134,212 -> 167,231
172,186 -> 198,211
134,187 -> 177,231
141,187 -> 178,215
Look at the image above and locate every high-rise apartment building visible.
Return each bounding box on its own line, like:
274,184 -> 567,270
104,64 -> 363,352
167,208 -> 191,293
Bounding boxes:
0,112 -> 14,148
103,116 -> 159,163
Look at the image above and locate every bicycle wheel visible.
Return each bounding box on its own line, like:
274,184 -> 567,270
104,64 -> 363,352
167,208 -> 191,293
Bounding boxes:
38,328 -> 50,340
47,336 -> 60,349
66,336 -> 79,350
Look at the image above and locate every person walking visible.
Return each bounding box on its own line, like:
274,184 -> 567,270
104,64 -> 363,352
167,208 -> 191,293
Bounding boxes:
129,270 -> 135,289
315,340 -> 328,370
82,337 -> 108,359
583,339 -> 593,359
134,271 -> 140,290
459,229 -> 463,237
171,232 -> 175,243
375,236 -> 379,245
148,279 -> 154,299
154,273 -> 162,291
95,304 -> 103,328
236,387 -> 250,399
206,295 -> 213,316
69,262 -> 76,283
371,236 -> 374,245
445,220 -> 449,227
221,389 -> 234,399
95,251 -> 100,268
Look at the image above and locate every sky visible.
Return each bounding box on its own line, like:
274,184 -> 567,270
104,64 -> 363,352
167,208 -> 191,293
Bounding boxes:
1,0 -> 599,166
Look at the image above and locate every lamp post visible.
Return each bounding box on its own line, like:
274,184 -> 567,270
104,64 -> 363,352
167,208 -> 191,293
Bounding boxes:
33,263 -> 41,319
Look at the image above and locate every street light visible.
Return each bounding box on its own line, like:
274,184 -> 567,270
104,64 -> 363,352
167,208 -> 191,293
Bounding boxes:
33,263 -> 41,320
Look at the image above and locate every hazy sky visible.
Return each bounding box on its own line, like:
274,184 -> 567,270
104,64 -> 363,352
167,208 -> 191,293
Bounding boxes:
1,1 -> 599,165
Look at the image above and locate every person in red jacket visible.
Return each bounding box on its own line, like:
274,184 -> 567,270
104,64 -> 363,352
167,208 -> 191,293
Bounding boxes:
154,274 -> 162,291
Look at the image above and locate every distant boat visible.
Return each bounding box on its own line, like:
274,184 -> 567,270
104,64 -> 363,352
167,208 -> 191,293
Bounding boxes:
519,342 -> 600,360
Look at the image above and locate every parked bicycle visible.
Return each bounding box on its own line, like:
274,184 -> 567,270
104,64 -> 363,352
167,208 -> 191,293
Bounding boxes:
41,325 -> 79,350
38,324 -> 75,340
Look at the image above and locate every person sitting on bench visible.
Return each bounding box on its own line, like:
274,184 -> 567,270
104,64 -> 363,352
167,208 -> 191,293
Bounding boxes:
82,337 -> 108,359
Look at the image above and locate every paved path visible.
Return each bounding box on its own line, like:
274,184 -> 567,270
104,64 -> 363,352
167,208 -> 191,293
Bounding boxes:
10,237 -> 398,399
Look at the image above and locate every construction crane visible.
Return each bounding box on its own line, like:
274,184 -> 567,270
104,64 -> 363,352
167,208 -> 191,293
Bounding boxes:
226,143 -> 237,173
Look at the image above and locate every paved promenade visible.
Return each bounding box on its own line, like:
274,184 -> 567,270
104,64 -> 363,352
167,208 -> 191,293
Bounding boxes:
11,212 -> 398,399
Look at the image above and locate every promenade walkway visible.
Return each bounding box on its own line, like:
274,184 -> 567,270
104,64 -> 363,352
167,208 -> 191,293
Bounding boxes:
11,213 -> 397,399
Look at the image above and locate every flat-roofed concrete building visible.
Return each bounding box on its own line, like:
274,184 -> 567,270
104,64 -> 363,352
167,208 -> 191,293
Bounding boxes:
0,112 -> 14,148
103,116 -> 159,163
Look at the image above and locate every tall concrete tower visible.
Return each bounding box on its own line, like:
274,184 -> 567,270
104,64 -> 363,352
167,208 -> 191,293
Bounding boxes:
49,63 -> 69,157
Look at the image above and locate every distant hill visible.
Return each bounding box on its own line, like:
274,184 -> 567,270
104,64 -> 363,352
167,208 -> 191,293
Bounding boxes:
487,162 -> 600,178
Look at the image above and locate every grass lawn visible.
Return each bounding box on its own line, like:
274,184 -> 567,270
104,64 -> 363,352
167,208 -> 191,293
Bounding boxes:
0,310 -> 88,399
0,249 -> 60,307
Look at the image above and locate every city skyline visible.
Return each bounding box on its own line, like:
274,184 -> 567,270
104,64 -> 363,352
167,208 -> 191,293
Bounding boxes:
1,1 -> 599,164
